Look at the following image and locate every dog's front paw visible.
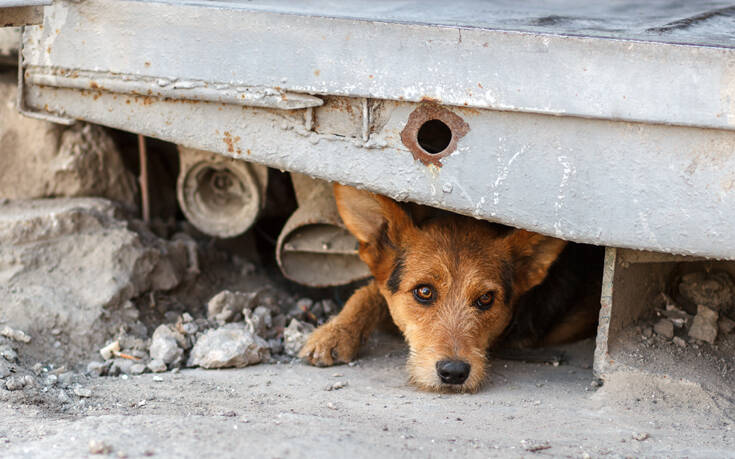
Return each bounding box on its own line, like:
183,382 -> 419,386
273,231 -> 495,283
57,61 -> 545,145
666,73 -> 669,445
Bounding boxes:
299,322 -> 361,367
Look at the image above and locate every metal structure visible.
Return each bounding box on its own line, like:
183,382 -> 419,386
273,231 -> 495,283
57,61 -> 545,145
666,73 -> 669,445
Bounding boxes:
2,1 -> 735,386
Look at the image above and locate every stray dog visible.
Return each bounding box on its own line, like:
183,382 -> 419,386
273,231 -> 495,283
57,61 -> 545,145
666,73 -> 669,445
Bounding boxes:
300,184 -> 602,392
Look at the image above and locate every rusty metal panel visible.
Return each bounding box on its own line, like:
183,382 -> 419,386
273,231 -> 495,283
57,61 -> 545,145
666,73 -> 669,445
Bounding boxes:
24,83 -> 735,260
21,0 -> 735,131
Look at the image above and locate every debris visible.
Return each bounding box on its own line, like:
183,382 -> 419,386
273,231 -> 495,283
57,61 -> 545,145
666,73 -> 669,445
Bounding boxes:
88,440 -> 113,455
148,360 -> 167,373
672,336 -> 687,348
325,381 -> 348,391
641,326 -> 653,339
632,432 -> 650,441
153,376 -> 164,382
0,345 -> 18,362
0,326 -> 31,343
5,376 -> 26,391
100,341 -> 121,361
283,319 -> 315,357
74,387 -> 93,398
207,290 -> 257,323
688,305 -> 719,344
719,316 -> 735,334
188,323 -> 270,369
129,363 -> 147,375
653,319 -> 674,339
149,325 -> 184,366
521,439 -> 551,452
87,361 -> 110,377
0,361 -> 10,379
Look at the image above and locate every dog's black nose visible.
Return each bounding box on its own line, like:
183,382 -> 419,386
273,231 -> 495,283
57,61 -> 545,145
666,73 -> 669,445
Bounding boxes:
436,359 -> 470,385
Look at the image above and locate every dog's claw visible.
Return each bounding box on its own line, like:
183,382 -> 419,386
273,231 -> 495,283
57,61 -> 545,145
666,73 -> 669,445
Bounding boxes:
298,322 -> 361,367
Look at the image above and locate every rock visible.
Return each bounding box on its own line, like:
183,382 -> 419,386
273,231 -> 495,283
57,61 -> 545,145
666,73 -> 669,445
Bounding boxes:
641,326 -> 653,339
0,345 -> 17,362
0,360 -> 10,379
719,316 -> 735,334
0,71 -> 138,208
653,319 -> 674,339
88,440 -> 113,455
129,363 -> 147,375
58,372 -> 74,388
5,376 -> 26,391
74,387 -> 92,398
283,319 -> 315,357
147,359 -> 167,373
100,341 -> 121,360
632,432 -> 650,441
188,323 -> 270,369
87,361 -> 110,377
245,306 -> 272,337
672,336 -> 687,348
688,305 -> 719,344
325,381 -> 347,391
0,198 -> 188,364
0,326 -> 31,343
207,290 -> 256,323
678,271 -> 735,315
661,307 -> 690,329
149,325 -> 184,366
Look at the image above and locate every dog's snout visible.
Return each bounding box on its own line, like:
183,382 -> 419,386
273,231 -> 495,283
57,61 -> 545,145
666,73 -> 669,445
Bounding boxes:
436,359 -> 470,385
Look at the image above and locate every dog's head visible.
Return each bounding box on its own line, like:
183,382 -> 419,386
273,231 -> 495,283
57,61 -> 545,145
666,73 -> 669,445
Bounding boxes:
334,184 -> 566,392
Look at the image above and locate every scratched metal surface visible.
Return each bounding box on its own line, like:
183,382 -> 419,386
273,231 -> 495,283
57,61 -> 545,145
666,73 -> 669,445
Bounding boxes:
16,0 -> 735,258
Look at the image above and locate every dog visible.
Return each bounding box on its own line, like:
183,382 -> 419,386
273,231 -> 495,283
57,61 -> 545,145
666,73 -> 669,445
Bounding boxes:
299,184 -> 603,392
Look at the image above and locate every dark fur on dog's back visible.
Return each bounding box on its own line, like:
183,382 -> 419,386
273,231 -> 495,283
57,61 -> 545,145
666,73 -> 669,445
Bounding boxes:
504,243 -> 604,347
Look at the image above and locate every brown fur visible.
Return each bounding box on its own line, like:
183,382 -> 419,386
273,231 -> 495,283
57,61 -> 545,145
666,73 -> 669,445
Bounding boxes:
299,184 -> 601,392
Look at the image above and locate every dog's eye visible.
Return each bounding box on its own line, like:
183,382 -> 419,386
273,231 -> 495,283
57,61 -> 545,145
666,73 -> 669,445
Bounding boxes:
413,285 -> 435,304
474,291 -> 495,311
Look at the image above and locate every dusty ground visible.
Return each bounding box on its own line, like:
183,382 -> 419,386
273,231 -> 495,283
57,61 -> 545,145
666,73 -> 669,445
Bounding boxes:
1,334 -> 733,459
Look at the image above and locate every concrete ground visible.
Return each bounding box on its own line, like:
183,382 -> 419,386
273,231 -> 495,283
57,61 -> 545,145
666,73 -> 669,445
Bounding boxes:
1,335 -> 733,459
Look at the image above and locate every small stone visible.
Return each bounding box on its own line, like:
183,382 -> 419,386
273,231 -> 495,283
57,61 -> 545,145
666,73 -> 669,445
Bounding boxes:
149,325 -> 184,366
326,402 -> 337,410
521,439 -> 551,452
23,375 -> 35,388
0,361 -> 10,379
129,363 -> 146,375
653,319 -> 674,339
5,376 -> 26,391
325,381 -> 348,391
672,336 -> 687,348
719,316 -> 735,334
0,345 -> 18,362
188,323 -> 270,369
74,387 -> 92,398
283,319 -> 315,357
87,361 -> 109,377
58,372 -> 74,388
641,327 -> 653,338
152,376 -> 164,382
100,341 -> 121,360
147,359 -> 167,373
688,305 -> 719,344
207,290 -> 256,323
89,440 -> 113,455
0,326 -> 31,343
632,432 -> 649,441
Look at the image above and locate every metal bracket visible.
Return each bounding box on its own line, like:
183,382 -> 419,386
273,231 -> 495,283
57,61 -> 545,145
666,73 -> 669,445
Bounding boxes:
15,26 -> 75,125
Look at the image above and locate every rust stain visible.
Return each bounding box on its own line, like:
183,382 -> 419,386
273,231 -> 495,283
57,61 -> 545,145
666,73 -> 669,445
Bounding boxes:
420,96 -> 440,104
89,81 -> 99,89
144,61 -> 151,67
399,103 -> 470,167
247,149 -> 252,155
314,69 -> 321,76
222,131 -> 241,154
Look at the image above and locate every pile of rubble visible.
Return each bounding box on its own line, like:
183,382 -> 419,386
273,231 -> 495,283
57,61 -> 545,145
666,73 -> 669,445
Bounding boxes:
87,292 -> 334,377
646,271 -> 735,347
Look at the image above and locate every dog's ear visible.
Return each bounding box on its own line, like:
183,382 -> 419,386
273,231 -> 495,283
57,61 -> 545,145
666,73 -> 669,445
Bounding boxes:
333,183 -> 413,253
506,230 -> 567,296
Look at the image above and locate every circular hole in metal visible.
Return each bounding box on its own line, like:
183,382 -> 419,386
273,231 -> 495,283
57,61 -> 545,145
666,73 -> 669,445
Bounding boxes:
416,119 -> 452,154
